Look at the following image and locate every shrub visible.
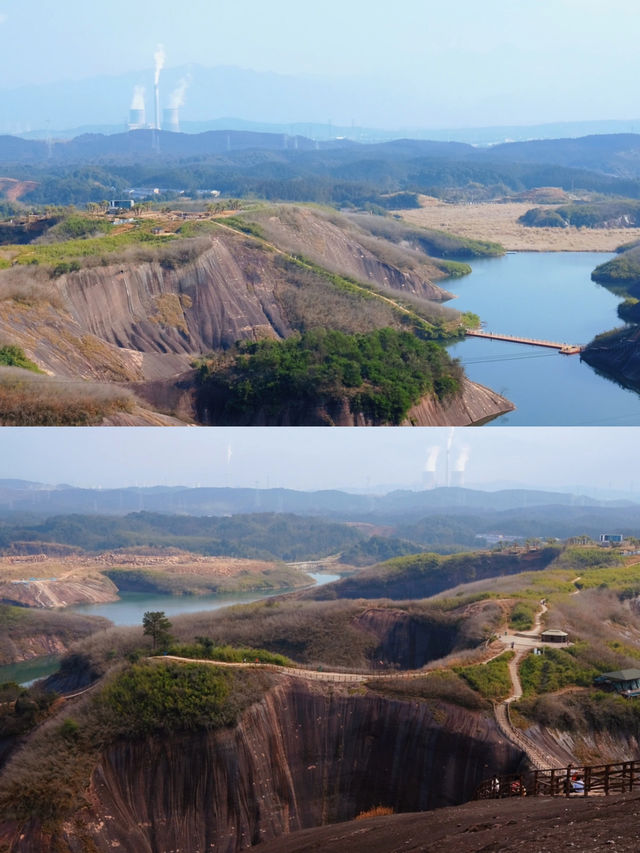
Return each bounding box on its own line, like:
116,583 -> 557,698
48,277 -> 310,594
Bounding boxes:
454,652 -> 514,701
519,647 -> 598,696
167,642 -> 292,667
0,345 -> 42,373
197,327 -> 463,425
509,600 -> 538,631
356,806 -> 394,820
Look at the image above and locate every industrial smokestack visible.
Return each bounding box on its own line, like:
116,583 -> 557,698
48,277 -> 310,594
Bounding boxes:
154,44 -> 166,131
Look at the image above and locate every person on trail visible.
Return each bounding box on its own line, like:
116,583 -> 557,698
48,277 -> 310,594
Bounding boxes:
571,774 -> 585,793
510,779 -> 526,796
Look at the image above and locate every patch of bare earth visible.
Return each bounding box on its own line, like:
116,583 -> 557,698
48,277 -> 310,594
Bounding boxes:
400,198 -> 640,252
0,177 -> 38,202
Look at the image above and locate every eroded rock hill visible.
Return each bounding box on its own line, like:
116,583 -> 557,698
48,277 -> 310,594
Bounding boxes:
3,679 -> 523,852
248,206 -> 454,302
0,210 -> 513,425
0,220 -> 453,386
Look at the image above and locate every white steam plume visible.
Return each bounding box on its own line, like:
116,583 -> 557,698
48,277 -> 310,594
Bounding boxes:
446,427 -> 455,454
154,44 -> 166,86
169,75 -> 191,109
425,447 -> 440,473
130,85 -> 146,110
454,446 -> 470,473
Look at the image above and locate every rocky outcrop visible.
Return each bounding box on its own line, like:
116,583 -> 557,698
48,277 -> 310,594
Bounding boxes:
57,239 -> 291,357
523,720 -> 640,767
0,575 -> 118,609
581,326 -> 640,393
194,378 -> 514,426
402,378 -> 514,426
255,207 -> 454,302
0,633 -> 68,665
4,679 -> 523,852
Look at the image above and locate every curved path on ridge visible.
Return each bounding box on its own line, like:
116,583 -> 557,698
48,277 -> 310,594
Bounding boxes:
156,655 -> 433,684
491,601 -> 567,769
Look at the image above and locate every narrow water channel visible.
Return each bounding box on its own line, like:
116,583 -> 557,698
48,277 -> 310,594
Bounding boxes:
447,252 -> 640,425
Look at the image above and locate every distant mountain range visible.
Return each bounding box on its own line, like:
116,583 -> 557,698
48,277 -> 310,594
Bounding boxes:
0,481 -> 634,520
3,128 -> 640,187
2,64 -> 640,146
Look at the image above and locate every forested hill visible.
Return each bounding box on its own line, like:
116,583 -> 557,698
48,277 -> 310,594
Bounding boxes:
4,131 -> 640,205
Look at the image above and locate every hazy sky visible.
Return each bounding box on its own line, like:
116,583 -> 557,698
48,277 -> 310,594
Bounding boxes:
1,0 -> 639,126
1,428 -> 639,497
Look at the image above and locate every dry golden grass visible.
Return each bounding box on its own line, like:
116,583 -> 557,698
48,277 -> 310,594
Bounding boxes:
355,806 -> 394,820
400,198 -> 640,252
0,367 -> 135,426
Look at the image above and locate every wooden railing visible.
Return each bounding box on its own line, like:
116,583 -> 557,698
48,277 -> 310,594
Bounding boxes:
474,760 -> 640,800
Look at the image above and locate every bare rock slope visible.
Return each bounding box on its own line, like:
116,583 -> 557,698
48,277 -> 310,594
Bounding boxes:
2,680 -> 523,852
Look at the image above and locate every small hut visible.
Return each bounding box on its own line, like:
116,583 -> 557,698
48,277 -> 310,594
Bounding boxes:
540,628 -> 569,644
594,669 -> 640,697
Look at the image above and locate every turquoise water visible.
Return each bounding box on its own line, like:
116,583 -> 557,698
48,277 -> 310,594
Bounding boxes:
0,655 -> 61,687
7,572 -> 341,685
447,252 -> 640,425
68,571 -> 342,627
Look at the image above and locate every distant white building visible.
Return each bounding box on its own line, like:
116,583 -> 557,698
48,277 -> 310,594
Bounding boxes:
109,200 -> 136,213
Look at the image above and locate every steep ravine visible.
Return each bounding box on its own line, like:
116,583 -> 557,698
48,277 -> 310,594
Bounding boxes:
5,680 -> 524,853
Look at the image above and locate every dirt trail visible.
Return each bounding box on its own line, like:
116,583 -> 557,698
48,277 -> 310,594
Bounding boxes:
156,655 -> 439,684
490,601 -> 572,768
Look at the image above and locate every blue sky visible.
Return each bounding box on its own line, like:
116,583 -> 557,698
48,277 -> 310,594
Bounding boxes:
1,428 -> 638,496
0,0 -> 639,127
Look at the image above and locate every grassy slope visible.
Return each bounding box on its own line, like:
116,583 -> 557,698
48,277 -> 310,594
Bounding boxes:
310,547 -> 561,601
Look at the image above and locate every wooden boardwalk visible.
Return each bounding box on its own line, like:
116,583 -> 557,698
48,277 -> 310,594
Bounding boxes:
465,329 -> 582,354
474,759 -> 640,800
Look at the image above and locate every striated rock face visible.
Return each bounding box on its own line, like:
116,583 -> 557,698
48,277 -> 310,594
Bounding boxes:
523,721 -> 640,767
255,207 -> 454,302
0,223 -> 453,388
401,378 -> 514,426
10,680 -> 521,853
0,575 -> 118,609
57,239 -> 291,357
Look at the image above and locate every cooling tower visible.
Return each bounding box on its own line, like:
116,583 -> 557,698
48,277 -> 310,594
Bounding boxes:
163,107 -> 180,133
128,109 -> 146,130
